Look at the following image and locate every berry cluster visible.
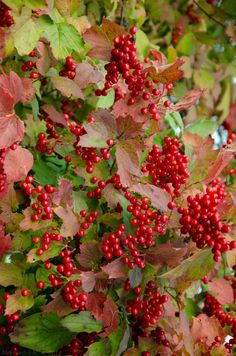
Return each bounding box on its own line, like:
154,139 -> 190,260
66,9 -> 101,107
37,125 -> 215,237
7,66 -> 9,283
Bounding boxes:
62,279 -> 87,310
36,116 -> 61,156
142,137 -> 190,202
171,25 -> 183,45
96,27 -> 171,121
126,280 -> 168,329
179,179 -> 235,261
186,4 -> 201,23
0,303 -> 19,355
0,1 -> 13,27
60,333 -> 96,356
77,210 -> 98,238
203,293 -> 236,353
21,176 -> 55,221
59,56 -> 76,80
21,57 -> 39,79
102,224 -> 125,259
33,231 -> 62,256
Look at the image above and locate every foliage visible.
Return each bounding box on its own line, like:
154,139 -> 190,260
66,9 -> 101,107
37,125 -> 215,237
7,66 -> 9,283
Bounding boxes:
0,0 -> 236,355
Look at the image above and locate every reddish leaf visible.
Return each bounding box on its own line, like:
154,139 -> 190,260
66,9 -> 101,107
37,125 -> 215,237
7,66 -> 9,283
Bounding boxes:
101,259 -> 128,279
76,242 -> 102,270
81,271 -> 96,293
51,76 -> 84,99
102,184 -> 120,209
86,292 -> 106,320
116,115 -> 144,139
36,41 -> 53,76
53,206 -> 79,237
79,109 -> 116,148
202,148 -> 234,184
145,243 -> 187,267
0,221 -> 12,260
20,207 -> 51,232
0,113 -> 25,150
0,86 -> 15,115
0,71 -> 35,103
208,279 -> 234,304
116,139 -> 143,187
4,146 -> 33,183
74,62 -> 103,89
130,183 -> 171,211
170,89 -> 205,112
113,96 -> 149,123
191,314 -> 226,345
83,18 -> 127,61
145,58 -> 185,84
42,105 -> 68,127
42,290 -> 73,317
52,178 -> 73,207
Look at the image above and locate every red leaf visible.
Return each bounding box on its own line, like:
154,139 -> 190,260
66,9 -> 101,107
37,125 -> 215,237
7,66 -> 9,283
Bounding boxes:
76,242 -> 102,270
101,259 -> 128,279
42,105 -> 68,127
0,221 -> 12,260
74,62 -> 103,89
191,314 -> 226,345
116,139 -> 143,187
116,115 -> 144,139
202,148 -> 234,184
0,84 -> 14,115
4,146 -> 33,183
81,271 -> 96,293
0,113 -> 25,149
86,292 -> 106,320
51,76 -> 84,99
52,178 -> 73,207
53,206 -> 79,237
83,19 -> 127,61
20,207 -> 51,232
208,279 -> 234,304
79,109 -> 116,148
145,243 -> 187,267
113,96 -> 149,123
102,184 -> 120,209
145,58 -> 185,84
36,41 -> 53,76
130,183 -> 171,211
170,89 -> 205,112
42,291 -> 73,317
0,71 -> 35,103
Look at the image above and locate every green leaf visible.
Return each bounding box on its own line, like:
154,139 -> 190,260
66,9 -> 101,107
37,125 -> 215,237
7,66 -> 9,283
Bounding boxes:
159,249 -> 215,281
73,190 -> 89,213
129,266 -> 142,288
193,68 -> 214,90
32,154 -> 66,187
91,89 -> 115,109
0,263 -> 23,287
136,29 -> 150,58
5,290 -> 34,315
109,318 -> 130,356
43,22 -> 84,59
3,0 -> 45,9
10,312 -> 74,353
61,311 -> 103,333
87,339 -> 111,356
184,296 -> 200,321
164,112 -> 184,136
186,118 -> 217,138
177,32 -> 195,55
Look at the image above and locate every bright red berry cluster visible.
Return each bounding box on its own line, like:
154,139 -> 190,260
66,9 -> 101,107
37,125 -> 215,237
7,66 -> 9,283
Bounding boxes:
171,25 -> 183,44
0,303 -> 19,355
142,136 -> 190,203
63,279 -> 87,310
33,230 -> 62,256
59,56 -> 76,80
186,4 -> 201,23
126,280 -> 168,328
179,179 -> 235,261
0,1 -> 13,27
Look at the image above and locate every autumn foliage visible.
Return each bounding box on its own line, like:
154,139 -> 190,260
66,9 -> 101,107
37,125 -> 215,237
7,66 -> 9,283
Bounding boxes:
0,0 -> 236,355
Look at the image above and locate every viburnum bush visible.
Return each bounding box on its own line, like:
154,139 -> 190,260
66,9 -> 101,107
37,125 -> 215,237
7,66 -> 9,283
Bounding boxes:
0,1 -> 236,355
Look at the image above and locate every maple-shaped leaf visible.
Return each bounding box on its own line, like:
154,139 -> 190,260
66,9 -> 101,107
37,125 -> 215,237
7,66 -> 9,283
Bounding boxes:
42,105 -> 68,127
191,314 -> 226,345
76,242 -> 102,270
52,178 -> 73,207
74,62 -> 103,89
4,146 -> 33,184
83,18 -> 127,61
0,71 -> 35,103
169,89 -> 205,112
202,147 -> 234,184
130,183 -> 171,211
0,221 -> 12,260
102,184 -> 121,209
0,112 -> 25,150
81,271 -> 96,293
208,279 -> 234,305
36,41 -> 54,76
86,293 -> 119,336
101,259 -> 128,279
53,206 -> 79,237
42,290 -> 73,317
51,76 -> 84,99
145,243 -> 188,267
113,96 -> 150,123
145,58 -> 185,84
116,139 -> 144,187
79,109 -> 116,148
5,289 -> 34,315
116,115 -> 145,139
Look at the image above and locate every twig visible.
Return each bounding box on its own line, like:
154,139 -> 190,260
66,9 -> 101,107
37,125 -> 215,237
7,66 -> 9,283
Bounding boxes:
193,0 -> 225,27
119,0 -> 125,27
